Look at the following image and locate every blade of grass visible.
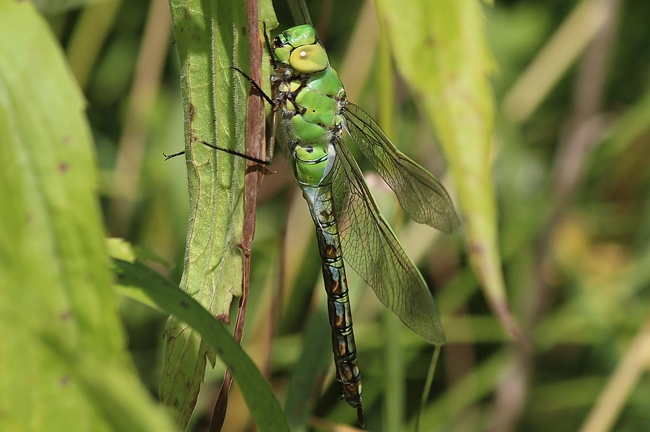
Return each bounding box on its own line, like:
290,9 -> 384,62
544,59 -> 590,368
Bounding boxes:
578,315 -> 650,432
113,259 -> 290,432
376,19 -> 405,431
66,0 -> 123,89
107,0 -> 172,237
503,0 -> 610,122
283,307 -> 331,432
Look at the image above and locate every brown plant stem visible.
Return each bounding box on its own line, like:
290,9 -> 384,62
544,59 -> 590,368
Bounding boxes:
209,0 -> 266,430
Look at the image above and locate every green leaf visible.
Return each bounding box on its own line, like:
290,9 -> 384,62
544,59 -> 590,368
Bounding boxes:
113,259 -> 290,432
375,0 -> 525,341
0,2 -> 174,432
161,0 -> 278,427
161,1 -> 249,425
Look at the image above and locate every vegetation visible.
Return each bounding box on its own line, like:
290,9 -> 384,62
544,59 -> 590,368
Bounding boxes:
1,0 -> 649,431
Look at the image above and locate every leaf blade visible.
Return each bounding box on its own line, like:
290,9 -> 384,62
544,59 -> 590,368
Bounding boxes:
114,259 -> 291,432
375,0 -> 525,341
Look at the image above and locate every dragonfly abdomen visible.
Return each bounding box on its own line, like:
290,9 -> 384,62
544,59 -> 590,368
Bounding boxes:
302,184 -> 364,423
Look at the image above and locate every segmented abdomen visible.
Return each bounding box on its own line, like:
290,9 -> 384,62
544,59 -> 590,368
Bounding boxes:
302,182 -> 363,415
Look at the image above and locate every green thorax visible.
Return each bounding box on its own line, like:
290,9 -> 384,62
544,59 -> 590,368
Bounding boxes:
271,25 -> 346,187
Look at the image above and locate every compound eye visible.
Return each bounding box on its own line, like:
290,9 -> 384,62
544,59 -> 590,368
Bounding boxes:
289,43 -> 328,73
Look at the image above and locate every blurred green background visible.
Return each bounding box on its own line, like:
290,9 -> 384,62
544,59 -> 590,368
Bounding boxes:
41,0 -> 650,430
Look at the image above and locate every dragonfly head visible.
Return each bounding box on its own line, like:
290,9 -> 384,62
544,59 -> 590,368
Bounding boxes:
272,25 -> 329,74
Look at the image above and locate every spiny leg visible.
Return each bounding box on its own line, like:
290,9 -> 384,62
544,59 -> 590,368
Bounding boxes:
200,141 -> 270,164
266,102 -> 279,162
231,66 -> 275,107
166,68 -> 277,164
163,150 -> 185,161
163,142 -> 271,165
263,22 -> 280,70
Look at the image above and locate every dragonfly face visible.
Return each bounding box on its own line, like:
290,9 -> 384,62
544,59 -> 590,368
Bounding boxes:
271,25 -> 330,74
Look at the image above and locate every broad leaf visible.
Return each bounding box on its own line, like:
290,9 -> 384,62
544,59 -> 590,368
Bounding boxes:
0,2 -> 175,432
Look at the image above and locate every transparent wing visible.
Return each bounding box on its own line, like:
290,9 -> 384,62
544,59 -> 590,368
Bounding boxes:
323,139 -> 445,344
342,102 -> 460,234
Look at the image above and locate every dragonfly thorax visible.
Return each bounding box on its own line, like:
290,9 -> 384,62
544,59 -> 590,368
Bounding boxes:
273,51 -> 347,176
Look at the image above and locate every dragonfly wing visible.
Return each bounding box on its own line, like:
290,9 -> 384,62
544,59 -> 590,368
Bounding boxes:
342,102 -> 460,234
324,139 -> 445,344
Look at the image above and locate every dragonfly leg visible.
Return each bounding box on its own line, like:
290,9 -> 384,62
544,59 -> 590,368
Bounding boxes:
266,104 -> 279,162
199,141 -> 270,165
190,66 -> 277,165
263,22 -> 280,70
231,66 -> 275,107
165,142 -> 272,165
163,150 -> 185,160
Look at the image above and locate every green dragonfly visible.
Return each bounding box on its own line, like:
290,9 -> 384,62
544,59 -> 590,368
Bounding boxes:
261,25 -> 460,426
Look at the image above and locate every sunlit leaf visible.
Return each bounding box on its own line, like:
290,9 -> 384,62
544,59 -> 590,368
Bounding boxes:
0,2 -> 174,431
375,0 -> 524,341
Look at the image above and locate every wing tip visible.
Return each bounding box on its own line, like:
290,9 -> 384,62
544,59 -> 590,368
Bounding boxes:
442,212 -> 461,234
408,317 -> 446,345
422,209 -> 461,234
422,325 -> 446,345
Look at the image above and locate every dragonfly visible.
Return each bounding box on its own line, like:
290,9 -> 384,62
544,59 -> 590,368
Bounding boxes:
258,25 -> 460,426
